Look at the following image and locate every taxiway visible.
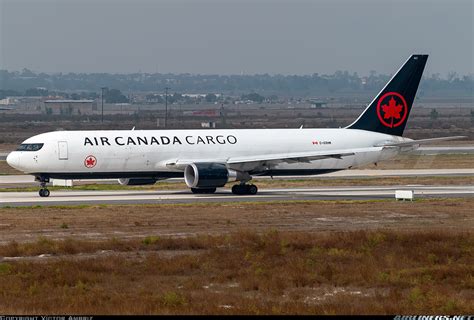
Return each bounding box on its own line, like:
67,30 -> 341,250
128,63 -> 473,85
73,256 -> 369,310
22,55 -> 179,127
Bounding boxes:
1,168 -> 473,187
1,185 -> 473,207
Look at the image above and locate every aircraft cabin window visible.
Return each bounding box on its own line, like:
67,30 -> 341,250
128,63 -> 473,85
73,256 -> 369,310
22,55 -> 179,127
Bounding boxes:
16,143 -> 44,151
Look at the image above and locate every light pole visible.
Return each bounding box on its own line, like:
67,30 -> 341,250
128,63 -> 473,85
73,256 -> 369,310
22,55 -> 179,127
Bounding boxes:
100,87 -> 107,123
164,87 -> 170,128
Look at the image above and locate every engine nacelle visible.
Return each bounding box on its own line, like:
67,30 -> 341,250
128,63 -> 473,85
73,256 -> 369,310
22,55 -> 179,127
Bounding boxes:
118,178 -> 158,186
184,163 -> 232,188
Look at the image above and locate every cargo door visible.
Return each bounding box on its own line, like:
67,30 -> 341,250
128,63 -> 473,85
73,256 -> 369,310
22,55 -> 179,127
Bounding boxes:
58,141 -> 68,160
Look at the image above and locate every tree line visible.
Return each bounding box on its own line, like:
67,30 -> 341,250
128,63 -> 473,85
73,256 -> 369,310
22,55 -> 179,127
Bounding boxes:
0,68 -> 472,98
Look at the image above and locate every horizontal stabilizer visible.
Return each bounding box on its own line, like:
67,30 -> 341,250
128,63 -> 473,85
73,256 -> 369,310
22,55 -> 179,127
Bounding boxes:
380,136 -> 466,147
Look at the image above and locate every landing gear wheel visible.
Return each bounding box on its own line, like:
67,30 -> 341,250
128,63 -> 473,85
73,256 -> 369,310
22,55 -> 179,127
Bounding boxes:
248,185 -> 258,195
191,187 -> 217,194
37,176 -> 50,198
231,185 -> 241,195
232,184 -> 258,195
39,189 -> 50,197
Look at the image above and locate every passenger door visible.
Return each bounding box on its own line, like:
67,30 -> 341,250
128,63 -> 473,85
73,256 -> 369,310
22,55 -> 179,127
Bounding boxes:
58,141 -> 68,160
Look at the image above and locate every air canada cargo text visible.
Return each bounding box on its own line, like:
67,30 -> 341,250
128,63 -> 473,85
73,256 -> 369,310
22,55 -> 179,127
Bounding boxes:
84,135 -> 237,146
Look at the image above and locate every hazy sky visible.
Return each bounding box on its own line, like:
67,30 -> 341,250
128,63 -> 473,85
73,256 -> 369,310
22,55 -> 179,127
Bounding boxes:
1,0 -> 473,75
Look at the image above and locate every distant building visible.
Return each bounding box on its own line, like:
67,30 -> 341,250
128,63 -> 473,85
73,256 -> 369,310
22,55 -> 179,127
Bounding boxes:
183,93 -> 221,98
0,97 -> 17,105
3,96 -> 46,112
308,99 -> 328,108
44,99 -> 97,115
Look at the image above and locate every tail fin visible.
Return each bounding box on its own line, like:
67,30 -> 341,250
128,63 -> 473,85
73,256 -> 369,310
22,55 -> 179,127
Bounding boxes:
347,54 -> 428,136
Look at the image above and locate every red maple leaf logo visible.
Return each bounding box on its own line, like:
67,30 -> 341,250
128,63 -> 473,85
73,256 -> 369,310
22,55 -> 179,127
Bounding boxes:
382,97 -> 403,120
376,92 -> 408,128
84,156 -> 96,168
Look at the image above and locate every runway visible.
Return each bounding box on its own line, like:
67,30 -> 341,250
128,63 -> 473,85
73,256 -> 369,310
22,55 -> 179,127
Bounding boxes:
1,168 -> 473,187
1,185 -> 473,206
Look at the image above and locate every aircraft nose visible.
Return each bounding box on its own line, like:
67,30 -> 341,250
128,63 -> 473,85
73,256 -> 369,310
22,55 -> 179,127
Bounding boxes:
6,152 -> 20,169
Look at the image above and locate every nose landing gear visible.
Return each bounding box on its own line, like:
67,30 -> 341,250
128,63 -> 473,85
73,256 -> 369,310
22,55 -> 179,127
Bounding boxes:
39,188 -> 50,197
231,183 -> 258,195
36,176 -> 50,197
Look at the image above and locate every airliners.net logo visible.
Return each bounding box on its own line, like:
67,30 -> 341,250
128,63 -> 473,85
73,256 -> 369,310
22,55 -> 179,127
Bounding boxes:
394,316 -> 472,320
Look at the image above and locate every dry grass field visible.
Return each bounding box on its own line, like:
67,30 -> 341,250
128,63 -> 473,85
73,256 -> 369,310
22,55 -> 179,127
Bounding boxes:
0,199 -> 473,244
361,154 -> 474,169
1,105 -> 473,143
0,230 -> 472,314
0,161 -> 22,175
0,199 -> 473,314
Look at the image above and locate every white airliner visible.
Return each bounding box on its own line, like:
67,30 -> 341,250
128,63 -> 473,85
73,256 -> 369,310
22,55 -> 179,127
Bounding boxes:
6,55 -> 464,197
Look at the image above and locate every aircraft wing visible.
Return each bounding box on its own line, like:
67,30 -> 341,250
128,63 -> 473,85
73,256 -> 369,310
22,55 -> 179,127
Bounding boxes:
167,147 -> 382,170
226,150 -> 359,164
379,136 -> 466,147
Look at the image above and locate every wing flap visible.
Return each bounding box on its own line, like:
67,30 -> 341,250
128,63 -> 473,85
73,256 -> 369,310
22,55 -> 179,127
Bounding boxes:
226,147 -> 383,165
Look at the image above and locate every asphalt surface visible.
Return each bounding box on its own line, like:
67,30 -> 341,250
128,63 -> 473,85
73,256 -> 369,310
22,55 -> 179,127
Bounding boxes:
1,168 -> 473,188
1,185 -> 473,207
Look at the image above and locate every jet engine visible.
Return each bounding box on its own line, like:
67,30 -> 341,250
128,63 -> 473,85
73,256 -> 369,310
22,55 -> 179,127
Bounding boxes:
118,178 -> 158,186
184,162 -> 244,188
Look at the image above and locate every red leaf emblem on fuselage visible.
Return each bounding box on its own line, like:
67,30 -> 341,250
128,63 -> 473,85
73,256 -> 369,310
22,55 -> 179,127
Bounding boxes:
84,155 -> 97,168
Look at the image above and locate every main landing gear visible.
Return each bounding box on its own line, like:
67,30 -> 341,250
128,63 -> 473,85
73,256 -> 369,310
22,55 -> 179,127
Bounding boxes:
231,183 -> 258,195
37,176 -> 50,197
191,187 -> 217,194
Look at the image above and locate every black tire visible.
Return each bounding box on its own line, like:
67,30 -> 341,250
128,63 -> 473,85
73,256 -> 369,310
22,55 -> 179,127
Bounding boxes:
39,189 -> 44,197
203,188 -> 216,194
248,185 -> 258,195
43,189 -> 50,197
191,188 -> 216,194
232,184 -> 255,195
232,185 -> 244,195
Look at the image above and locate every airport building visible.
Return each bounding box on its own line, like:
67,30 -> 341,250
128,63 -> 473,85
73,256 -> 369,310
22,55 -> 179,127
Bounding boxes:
44,99 -> 97,115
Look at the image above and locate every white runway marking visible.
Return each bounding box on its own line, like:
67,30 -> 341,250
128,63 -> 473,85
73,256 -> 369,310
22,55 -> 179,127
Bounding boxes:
0,190 -> 280,203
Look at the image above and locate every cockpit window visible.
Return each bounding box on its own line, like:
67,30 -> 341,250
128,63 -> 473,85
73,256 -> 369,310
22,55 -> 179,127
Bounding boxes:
16,143 -> 44,151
